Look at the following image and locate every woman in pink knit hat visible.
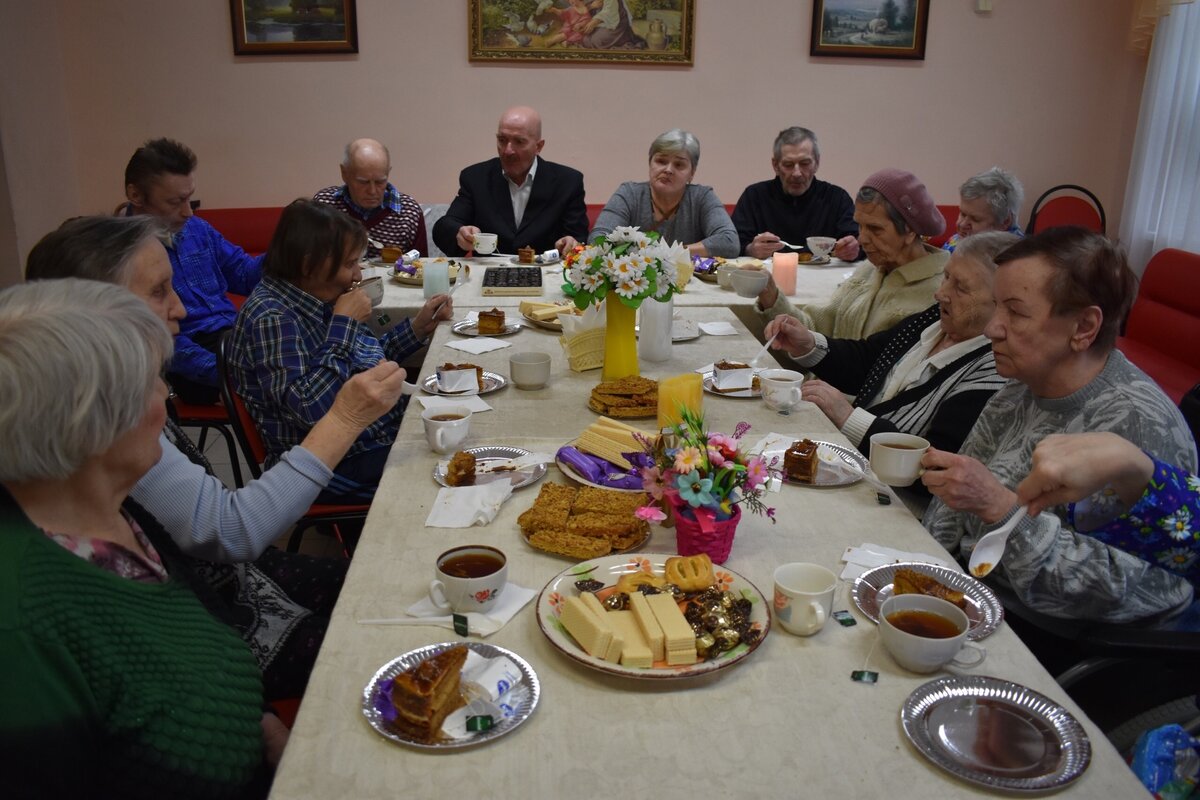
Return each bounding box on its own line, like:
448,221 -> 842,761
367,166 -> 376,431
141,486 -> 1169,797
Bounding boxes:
756,167 -> 949,340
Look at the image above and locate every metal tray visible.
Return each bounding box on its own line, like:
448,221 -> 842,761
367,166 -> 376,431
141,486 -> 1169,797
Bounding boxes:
852,561 -> 1003,640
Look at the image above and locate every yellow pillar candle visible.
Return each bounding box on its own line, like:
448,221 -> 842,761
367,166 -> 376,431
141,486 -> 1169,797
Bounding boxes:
657,373 -> 703,430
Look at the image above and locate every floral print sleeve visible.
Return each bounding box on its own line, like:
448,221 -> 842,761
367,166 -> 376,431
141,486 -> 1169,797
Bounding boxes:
1070,458 -> 1200,586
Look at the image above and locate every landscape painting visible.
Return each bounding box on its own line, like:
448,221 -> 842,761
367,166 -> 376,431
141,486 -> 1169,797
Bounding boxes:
469,0 -> 694,65
230,0 -> 358,55
810,0 -> 930,60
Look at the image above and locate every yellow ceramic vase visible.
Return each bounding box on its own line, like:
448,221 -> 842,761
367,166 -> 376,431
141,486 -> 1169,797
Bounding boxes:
602,298 -> 639,381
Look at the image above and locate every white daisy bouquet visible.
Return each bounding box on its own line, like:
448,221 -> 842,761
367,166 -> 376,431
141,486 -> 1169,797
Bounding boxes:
562,226 -> 690,310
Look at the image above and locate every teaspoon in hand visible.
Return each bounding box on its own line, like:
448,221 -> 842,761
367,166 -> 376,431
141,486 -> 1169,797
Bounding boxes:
967,506 -> 1028,578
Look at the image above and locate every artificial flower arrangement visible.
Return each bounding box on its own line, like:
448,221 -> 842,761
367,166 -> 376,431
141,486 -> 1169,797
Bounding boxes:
562,226 -> 691,310
634,407 -> 777,525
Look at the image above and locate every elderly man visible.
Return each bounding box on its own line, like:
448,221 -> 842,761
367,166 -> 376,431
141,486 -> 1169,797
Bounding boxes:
732,127 -> 861,261
433,105 -> 589,257
120,137 -> 262,404
942,167 -> 1025,253
313,138 -> 427,259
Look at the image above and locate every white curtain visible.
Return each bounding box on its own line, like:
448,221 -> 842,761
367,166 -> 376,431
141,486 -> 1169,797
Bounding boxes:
1119,1 -> 1200,275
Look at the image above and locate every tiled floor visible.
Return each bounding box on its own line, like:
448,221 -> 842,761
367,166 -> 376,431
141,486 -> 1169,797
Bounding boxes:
181,423 -> 347,559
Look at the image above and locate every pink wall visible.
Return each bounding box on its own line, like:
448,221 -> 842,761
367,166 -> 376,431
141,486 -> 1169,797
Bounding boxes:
1,0 -> 1145,283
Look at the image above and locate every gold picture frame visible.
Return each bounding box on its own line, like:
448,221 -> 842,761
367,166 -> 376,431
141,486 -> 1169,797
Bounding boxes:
469,0 -> 694,65
230,0 -> 358,56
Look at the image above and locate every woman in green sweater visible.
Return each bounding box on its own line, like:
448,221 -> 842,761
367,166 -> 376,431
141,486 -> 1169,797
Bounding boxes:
0,279 -> 278,798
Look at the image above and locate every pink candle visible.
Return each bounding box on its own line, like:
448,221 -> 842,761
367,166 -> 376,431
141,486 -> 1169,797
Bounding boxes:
772,252 -> 798,295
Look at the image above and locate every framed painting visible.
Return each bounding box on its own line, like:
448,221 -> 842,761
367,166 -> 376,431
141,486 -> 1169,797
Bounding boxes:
469,0 -> 694,65
230,0 -> 358,55
810,0 -> 930,60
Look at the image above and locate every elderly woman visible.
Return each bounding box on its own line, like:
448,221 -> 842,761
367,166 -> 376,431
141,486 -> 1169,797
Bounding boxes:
589,129 -> 738,258
942,166 -> 1025,253
0,280 -> 276,796
25,215 -> 405,701
923,227 -> 1198,624
765,231 -> 1017,463
757,168 -> 949,339
230,199 -> 452,503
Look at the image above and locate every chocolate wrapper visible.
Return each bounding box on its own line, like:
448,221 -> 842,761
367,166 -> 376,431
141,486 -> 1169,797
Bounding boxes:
556,446 -> 644,490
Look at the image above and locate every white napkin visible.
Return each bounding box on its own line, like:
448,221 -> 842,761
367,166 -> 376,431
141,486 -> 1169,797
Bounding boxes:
415,394 -> 493,413
560,303 -> 603,337
356,583 -> 538,638
425,482 -> 514,527
436,452 -> 555,474
443,652 -> 525,738
698,321 -> 738,336
839,543 -> 958,581
445,338 -> 512,355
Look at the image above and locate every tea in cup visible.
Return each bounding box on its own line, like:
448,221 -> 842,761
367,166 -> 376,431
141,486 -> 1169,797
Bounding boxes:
773,563 -> 837,636
759,369 -> 805,415
878,594 -> 986,673
473,232 -> 498,255
869,432 -> 930,486
421,405 -> 472,454
430,545 -> 507,613
509,351 -> 551,390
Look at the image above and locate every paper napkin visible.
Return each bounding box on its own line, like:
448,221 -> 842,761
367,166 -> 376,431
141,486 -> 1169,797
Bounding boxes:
356,583 -> 538,638
445,338 -> 512,355
698,321 -> 738,336
425,482 -> 513,528
415,394 -> 494,413
839,543 -> 958,581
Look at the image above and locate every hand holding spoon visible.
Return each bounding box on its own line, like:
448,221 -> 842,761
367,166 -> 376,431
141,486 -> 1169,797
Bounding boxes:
967,506 -> 1029,578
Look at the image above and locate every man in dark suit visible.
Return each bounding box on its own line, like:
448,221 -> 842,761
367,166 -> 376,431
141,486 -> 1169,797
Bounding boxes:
433,105 -> 589,257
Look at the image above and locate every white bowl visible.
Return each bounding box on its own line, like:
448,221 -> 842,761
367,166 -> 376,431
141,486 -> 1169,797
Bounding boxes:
730,268 -> 769,298
806,236 -> 837,259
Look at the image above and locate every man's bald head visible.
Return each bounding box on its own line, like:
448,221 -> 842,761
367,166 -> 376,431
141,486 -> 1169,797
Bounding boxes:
496,106 -> 544,185
340,138 -> 391,210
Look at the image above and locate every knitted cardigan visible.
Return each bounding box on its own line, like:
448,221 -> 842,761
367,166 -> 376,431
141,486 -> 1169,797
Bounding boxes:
0,488 -> 267,799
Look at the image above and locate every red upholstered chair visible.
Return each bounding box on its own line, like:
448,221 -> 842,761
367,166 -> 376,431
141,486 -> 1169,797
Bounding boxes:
926,205 -> 960,249
168,397 -> 245,488
1025,185 -> 1106,235
217,333 -> 368,557
194,206 -> 284,255
1117,248 -> 1200,405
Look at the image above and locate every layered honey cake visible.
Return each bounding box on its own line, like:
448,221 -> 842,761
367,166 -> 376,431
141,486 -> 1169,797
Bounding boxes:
445,451 -> 476,486
477,307 -> 506,335
518,245 -> 536,264
712,360 -> 754,392
893,568 -> 967,609
784,439 -> 819,484
437,362 -> 484,393
389,644 -> 468,742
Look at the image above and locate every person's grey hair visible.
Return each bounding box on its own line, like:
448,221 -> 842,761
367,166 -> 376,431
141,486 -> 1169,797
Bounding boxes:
855,186 -> 909,235
342,140 -> 392,169
951,230 -> 1021,272
24,216 -> 170,286
773,126 -> 820,162
649,129 -> 700,169
959,167 -> 1024,229
0,279 -> 173,482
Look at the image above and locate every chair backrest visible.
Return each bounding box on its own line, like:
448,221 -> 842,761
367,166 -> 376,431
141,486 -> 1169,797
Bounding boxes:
217,331 -> 267,480
195,206 -> 284,255
1124,248 -> 1200,370
1026,184 -> 1106,235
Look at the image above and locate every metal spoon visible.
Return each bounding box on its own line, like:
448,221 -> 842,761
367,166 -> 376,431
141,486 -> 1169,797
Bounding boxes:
967,506 -> 1029,578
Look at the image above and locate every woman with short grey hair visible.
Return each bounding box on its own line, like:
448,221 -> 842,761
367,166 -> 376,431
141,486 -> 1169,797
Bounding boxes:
943,166 -> 1025,252
0,278 -> 276,794
590,128 -> 738,257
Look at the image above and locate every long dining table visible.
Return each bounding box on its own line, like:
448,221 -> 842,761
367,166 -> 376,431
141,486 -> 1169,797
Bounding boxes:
268,305 -> 1148,799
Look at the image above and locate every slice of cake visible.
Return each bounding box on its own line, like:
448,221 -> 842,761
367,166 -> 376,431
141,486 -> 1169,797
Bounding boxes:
389,644 -> 468,742
445,451 -> 476,486
477,307 -> 506,335
437,362 -> 484,393
518,246 -> 536,264
784,439 -> 819,484
712,359 -> 754,392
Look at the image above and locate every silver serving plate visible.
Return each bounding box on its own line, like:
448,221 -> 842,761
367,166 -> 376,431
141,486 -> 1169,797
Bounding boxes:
421,370 -> 508,396
901,676 -> 1091,792
852,561 -> 1003,640
451,319 -> 523,337
362,642 -> 540,750
759,439 -> 868,487
433,445 -> 547,490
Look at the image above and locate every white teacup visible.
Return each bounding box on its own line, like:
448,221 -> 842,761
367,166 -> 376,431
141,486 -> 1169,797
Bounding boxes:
759,369 -> 805,415
430,545 -> 507,613
473,232 -> 498,255
356,276 -> 384,308
879,594 -> 986,674
421,405 -> 472,454
773,563 -> 837,636
869,432 -> 930,486
806,236 -> 837,259
716,263 -> 739,289
509,351 -> 551,390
